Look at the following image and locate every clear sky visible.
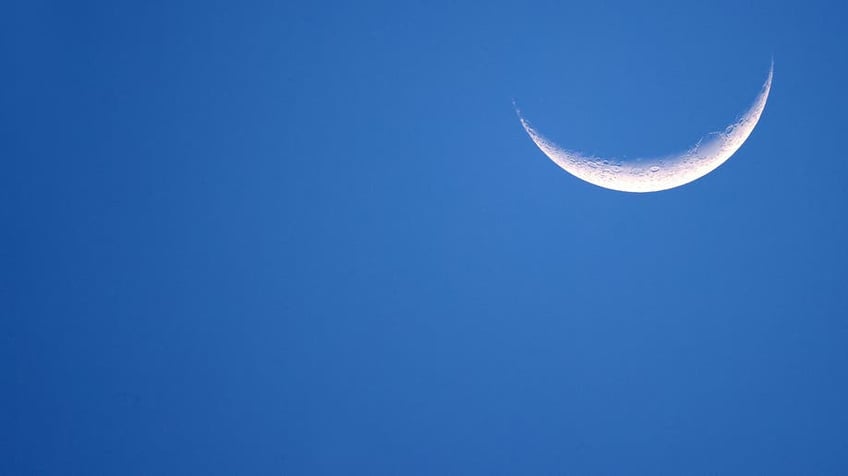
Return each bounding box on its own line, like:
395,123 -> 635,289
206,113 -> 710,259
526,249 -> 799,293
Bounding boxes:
4,0 -> 848,474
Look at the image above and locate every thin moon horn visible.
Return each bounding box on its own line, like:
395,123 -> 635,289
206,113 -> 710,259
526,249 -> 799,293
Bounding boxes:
517,62 -> 773,193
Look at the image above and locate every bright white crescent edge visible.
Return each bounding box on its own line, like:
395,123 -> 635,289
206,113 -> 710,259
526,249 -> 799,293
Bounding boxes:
517,62 -> 773,193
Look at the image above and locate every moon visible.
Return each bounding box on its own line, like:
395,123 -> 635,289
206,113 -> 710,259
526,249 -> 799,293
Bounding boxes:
517,63 -> 773,193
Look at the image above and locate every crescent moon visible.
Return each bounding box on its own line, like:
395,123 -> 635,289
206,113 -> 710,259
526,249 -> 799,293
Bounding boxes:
517,62 -> 773,193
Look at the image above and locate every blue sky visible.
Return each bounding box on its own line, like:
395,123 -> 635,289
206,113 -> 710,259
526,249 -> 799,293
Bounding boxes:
4,0 -> 848,474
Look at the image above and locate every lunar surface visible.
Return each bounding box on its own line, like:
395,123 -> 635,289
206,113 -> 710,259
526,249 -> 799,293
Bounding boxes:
517,63 -> 773,193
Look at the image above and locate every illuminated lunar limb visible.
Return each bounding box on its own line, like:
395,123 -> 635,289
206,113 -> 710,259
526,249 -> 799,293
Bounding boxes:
517,62 -> 772,193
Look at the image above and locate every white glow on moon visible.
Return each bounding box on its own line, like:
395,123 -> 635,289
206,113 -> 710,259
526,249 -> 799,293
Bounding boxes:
517,63 -> 773,193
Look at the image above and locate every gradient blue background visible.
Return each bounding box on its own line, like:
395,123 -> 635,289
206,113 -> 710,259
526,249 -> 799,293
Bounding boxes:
4,0 -> 848,474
